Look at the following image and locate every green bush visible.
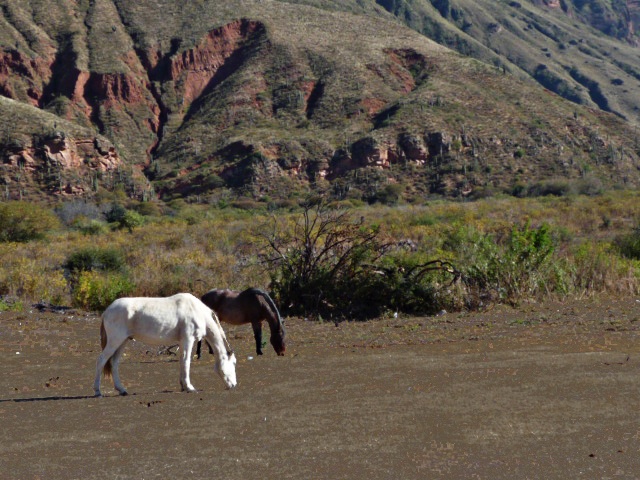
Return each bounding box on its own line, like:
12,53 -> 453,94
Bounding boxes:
105,204 -> 145,231
134,201 -> 163,217
569,241 -> 639,295
0,296 -> 23,312
355,254 -> 455,316
0,202 -> 60,242
446,222 -> 558,305
77,220 -> 109,235
105,204 -> 127,223
72,271 -> 134,311
374,184 -> 403,205
65,247 -> 126,273
614,225 -> 640,260
515,180 -> 574,198
119,210 -> 145,232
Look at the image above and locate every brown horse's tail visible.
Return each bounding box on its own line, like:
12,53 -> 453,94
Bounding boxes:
100,318 -> 112,379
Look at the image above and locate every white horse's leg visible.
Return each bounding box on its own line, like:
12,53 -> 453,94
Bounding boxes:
180,337 -> 197,392
94,352 -> 108,397
111,343 -> 129,396
93,335 -> 128,397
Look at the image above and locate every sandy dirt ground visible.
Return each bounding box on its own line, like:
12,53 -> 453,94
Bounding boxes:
1,297 -> 639,479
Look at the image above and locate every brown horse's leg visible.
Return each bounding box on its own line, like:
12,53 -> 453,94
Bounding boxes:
252,321 -> 263,355
195,339 -> 214,359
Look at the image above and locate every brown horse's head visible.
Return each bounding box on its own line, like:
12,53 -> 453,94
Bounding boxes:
270,329 -> 286,356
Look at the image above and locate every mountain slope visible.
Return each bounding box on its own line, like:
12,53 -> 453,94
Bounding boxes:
0,0 -> 639,203
371,0 -> 640,124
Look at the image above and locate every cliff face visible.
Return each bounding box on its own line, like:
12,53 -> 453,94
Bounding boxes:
0,49 -> 53,106
167,19 -> 264,110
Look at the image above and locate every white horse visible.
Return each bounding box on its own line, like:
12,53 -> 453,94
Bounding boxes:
94,293 -> 237,397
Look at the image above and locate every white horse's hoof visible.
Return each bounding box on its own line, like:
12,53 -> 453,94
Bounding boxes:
118,391 -> 128,396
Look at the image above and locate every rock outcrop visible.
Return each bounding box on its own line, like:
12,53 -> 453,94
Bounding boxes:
1,131 -> 131,198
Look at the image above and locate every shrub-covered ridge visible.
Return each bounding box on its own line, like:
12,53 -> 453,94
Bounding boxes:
0,192 -> 638,317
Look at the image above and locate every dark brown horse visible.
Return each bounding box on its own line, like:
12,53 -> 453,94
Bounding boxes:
198,288 -> 285,357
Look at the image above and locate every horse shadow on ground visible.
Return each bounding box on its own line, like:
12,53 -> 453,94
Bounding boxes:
0,390 -> 188,403
0,394 -> 99,403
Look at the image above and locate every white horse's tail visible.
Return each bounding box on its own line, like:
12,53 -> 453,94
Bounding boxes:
100,318 -> 113,379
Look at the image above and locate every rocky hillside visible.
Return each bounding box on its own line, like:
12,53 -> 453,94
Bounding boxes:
0,0 -> 639,203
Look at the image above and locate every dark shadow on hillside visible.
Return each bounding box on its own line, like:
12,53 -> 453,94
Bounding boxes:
305,80 -> 324,119
40,33 -> 79,107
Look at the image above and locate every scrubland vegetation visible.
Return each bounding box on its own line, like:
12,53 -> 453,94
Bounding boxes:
0,190 -> 639,319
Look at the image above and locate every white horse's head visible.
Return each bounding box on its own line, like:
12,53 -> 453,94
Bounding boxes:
215,351 -> 237,389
